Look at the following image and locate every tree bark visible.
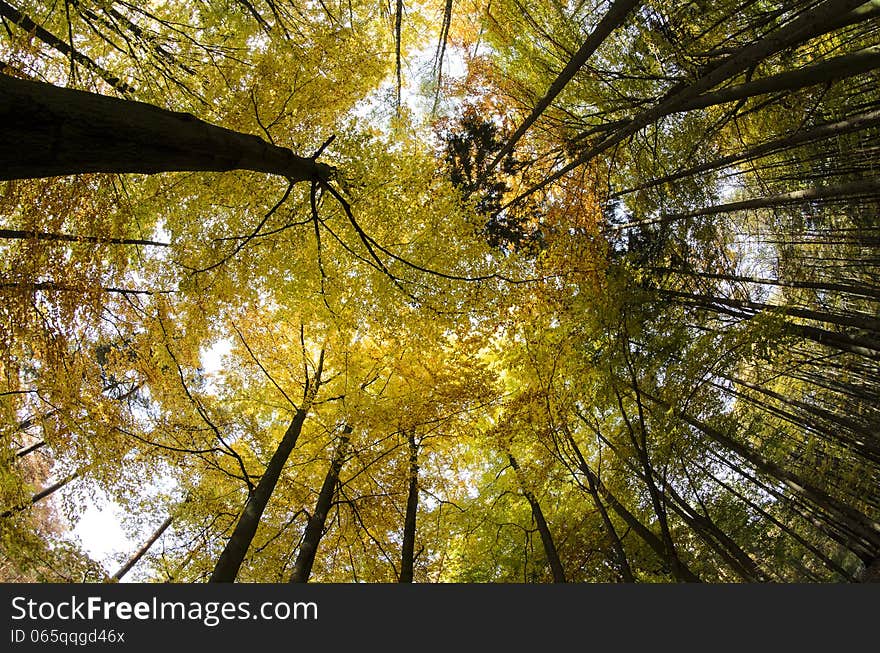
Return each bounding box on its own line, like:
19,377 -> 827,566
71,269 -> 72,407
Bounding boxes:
289,432 -> 349,583
399,430 -> 419,583
616,108 -> 880,197
675,46 -> 880,113
0,74 -> 333,182
508,0 -> 869,205
564,428 -> 635,582
642,390 -> 880,551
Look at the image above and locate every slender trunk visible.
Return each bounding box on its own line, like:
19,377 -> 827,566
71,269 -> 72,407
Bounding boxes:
111,515 -> 174,581
664,294 -> 880,360
564,429 -> 634,582
695,457 -> 856,581
209,409 -> 307,582
615,179 -> 880,231
720,374 -> 880,459
592,417 -> 765,582
570,448 -> 701,581
399,431 -> 419,583
492,0 -> 640,165
507,453 -> 566,583
613,384 -> 693,583
0,472 -> 78,519
658,289 -> 880,336
0,229 -> 168,247
14,440 -> 47,458
616,108 -> 880,197
0,1 -> 134,95
0,74 -> 332,182
649,266 -> 880,301
508,0 -> 868,205
289,433 -> 349,583
642,391 -> 880,551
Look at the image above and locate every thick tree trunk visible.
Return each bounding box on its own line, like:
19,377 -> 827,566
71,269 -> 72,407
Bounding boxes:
112,515 -> 174,581
399,431 -> 419,583
289,433 -> 349,583
210,409 -> 307,583
507,454 -> 566,582
0,74 -> 332,182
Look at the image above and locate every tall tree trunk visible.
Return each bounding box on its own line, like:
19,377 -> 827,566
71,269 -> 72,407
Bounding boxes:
616,107 -> 880,197
399,430 -> 419,583
642,390 -> 880,551
492,0 -> 640,165
0,1 -> 135,95
507,453 -> 566,583
210,410 -> 308,582
508,0 -> 869,205
614,371 -> 701,583
649,266 -> 880,301
617,179 -> 880,232
112,515 -> 174,581
0,74 -> 332,181
563,427 -> 635,582
568,443 -> 702,581
14,440 -> 47,459
675,46 -> 880,113
0,472 -> 78,519
289,431 -> 350,583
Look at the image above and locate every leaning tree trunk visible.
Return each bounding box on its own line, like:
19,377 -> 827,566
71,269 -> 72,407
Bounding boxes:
0,472 -> 78,519
0,74 -> 332,182
210,410 -> 308,583
112,515 -> 174,581
289,432 -> 350,583
507,453 -> 567,583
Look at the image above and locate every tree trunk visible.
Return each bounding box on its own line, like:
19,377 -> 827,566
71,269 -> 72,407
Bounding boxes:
507,453 -> 567,582
675,46 -> 880,113
642,390 -> 880,551
0,472 -> 78,519
289,432 -> 350,583
0,73 -> 332,182
209,409 -> 307,582
399,430 -> 419,583
0,1 -> 135,95
616,107 -> 880,197
493,0 -> 640,165
508,0 -> 868,204
111,515 -> 174,581
564,428 -> 635,582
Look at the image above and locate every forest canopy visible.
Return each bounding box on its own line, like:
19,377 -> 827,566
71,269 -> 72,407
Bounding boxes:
1,0 -> 879,583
